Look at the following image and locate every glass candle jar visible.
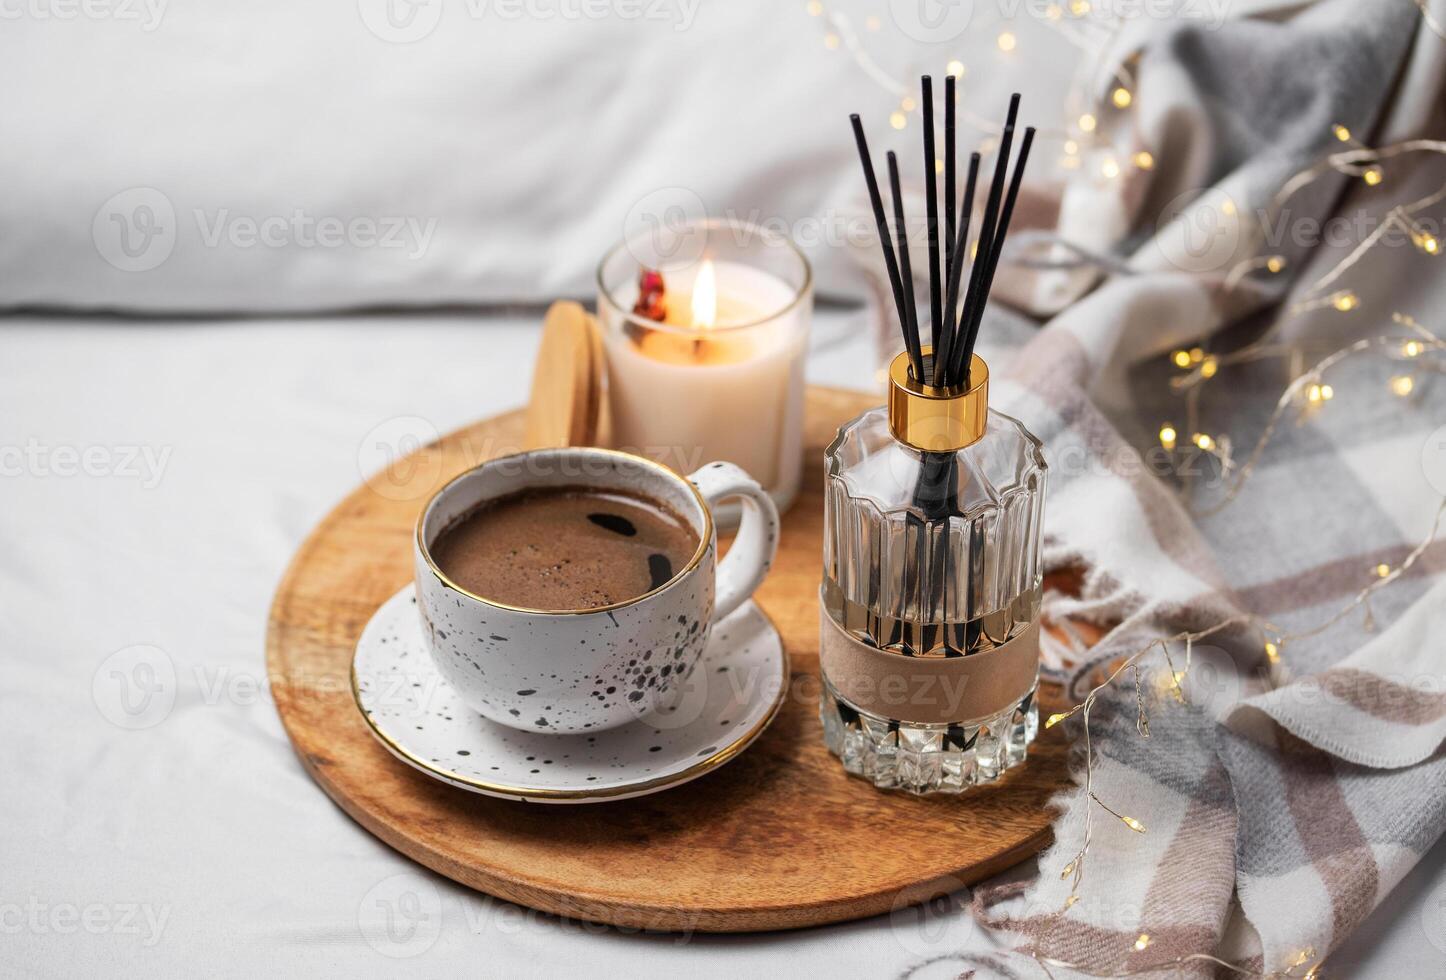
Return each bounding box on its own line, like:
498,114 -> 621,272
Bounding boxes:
820,348 -> 1047,794
596,219 -> 812,515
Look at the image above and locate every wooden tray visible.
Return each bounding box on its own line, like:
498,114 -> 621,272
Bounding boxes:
266,386 -> 1076,932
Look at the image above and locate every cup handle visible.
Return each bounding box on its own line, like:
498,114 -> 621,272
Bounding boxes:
687,462 -> 780,621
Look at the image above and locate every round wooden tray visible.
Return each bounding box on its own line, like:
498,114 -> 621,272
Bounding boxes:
266,386 -> 1074,932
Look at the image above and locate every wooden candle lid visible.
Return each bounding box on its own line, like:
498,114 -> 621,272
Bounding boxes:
524,301 -> 604,449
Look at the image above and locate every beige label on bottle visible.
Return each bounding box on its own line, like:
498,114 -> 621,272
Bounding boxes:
819,606 -> 1040,726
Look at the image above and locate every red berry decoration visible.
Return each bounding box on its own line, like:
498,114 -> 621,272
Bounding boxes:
632,268 -> 668,323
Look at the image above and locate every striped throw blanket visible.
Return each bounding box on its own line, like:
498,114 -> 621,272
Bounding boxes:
853,0 -> 1446,974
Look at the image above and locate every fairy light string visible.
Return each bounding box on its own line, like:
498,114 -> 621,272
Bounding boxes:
1028,158 -> 1446,973
807,0 -> 1124,161
1021,493 -> 1444,979
1046,126 -> 1438,980
1026,306 -> 1443,979
1178,324 -> 1443,517
811,6 -> 1446,975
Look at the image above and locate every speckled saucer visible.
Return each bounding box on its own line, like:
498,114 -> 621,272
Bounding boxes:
352,587 -> 788,803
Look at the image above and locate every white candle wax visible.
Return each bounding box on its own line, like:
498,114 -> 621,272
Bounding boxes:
604,260 -> 807,507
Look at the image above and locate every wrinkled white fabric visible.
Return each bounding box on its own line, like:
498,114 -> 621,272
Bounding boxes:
1,311 -> 1441,978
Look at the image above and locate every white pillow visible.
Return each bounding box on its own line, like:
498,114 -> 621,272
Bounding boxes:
0,2 -> 1076,313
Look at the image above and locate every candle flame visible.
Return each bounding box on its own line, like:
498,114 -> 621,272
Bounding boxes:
691,259 -> 718,330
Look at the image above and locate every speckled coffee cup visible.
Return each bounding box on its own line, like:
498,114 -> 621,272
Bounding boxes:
414,448 -> 779,734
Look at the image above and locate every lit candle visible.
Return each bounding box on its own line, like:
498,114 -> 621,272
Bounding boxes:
597,223 -> 812,513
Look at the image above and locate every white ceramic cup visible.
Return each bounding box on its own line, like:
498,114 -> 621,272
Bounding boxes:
414,448 -> 780,734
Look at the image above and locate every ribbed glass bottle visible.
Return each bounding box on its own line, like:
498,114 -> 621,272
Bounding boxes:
820,403 -> 1047,793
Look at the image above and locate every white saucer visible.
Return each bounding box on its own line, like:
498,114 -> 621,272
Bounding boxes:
351,587 -> 789,803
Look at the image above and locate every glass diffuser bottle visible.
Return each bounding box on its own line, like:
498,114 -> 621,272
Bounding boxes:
827,83 -> 1045,793
819,348 -> 1047,793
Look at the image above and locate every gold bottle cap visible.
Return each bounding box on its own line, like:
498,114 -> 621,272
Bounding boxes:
887,347 -> 988,452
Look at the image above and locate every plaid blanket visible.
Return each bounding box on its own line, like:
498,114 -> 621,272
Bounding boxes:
854,1 -> 1446,974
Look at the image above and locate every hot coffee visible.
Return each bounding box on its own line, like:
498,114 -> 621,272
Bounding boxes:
431,486 -> 700,611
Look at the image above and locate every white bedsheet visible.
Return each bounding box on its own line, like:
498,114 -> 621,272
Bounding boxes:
2,311 -> 1441,978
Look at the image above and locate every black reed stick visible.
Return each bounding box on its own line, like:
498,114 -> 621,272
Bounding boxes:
922,76 -> 942,354
944,75 -> 956,296
956,126 -> 1036,387
932,152 -> 979,386
850,115 -> 924,383
847,89 -> 1035,656
886,152 -> 921,367
948,94 -> 1019,387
